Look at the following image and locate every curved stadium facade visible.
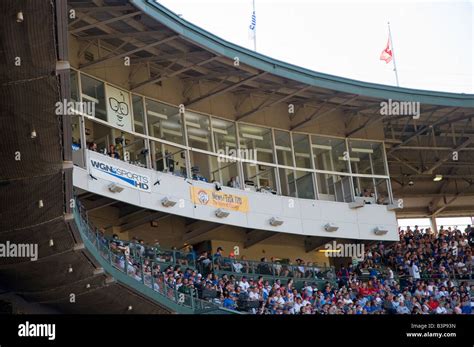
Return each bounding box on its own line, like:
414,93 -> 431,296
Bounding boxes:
0,0 -> 473,315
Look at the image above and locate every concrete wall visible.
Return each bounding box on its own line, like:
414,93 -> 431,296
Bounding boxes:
87,205 -> 330,266
75,150 -> 399,241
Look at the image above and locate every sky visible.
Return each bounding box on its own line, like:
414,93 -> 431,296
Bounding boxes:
157,0 -> 473,93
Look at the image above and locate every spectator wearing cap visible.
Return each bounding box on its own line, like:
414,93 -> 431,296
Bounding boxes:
213,247 -> 224,270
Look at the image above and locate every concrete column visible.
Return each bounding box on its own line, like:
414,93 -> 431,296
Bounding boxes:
430,216 -> 438,236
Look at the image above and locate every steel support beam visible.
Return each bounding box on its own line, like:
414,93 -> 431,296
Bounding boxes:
76,30 -> 164,41
236,86 -> 312,121
388,153 -> 421,174
80,35 -> 178,69
291,95 -> 359,130
304,237 -> 332,253
82,197 -> 117,212
131,56 -> 216,90
118,212 -> 168,233
243,230 -> 275,249
422,138 -> 472,174
388,108 -> 460,154
68,5 -> 134,13
185,72 -> 268,107
70,11 -> 142,34
183,223 -> 226,243
430,182 -> 474,216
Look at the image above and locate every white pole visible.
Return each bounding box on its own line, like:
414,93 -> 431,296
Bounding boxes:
388,22 -> 399,87
253,0 -> 257,51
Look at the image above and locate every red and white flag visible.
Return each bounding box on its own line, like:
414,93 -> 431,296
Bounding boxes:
380,37 -> 393,64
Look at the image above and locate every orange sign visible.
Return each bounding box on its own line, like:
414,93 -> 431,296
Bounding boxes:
190,187 -> 249,213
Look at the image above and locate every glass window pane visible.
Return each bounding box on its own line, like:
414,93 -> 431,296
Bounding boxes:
279,168 -> 297,197
186,112 -> 211,151
87,126 -> 147,167
353,177 -> 375,203
238,124 -> 274,163
132,95 -> 145,135
212,117 -> 237,154
348,140 -> 386,176
71,70 -> 79,102
274,130 -> 294,167
80,74 -> 106,120
119,132 -> 147,167
311,136 -> 349,173
219,162 -> 240,189
84,119 -> 111,154
72,114 -> 84,167
317,173 -> 352,202
150,140 -> 187,176
372,143 -> 387,176
292,133 -> 312,169
71,115 -> 81,149
295,170 -> 315,200
243,163 -> 276,193
375,178 -> 390,204
146,99 -> 184,144
348,140 -> 371,175
189,150 -> 213,183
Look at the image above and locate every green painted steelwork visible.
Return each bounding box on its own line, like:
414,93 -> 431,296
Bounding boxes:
73,203 -> 239,314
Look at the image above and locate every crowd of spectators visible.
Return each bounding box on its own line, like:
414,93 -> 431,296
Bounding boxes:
102,225 -> 473,315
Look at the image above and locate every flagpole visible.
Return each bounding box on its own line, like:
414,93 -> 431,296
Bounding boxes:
387,22 -> 399,87
252,0 -> 257,51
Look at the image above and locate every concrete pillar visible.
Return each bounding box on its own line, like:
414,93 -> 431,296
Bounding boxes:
430,216 -> 438,236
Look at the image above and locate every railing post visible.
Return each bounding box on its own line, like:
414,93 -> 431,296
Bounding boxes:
95,231 -> 100,251
140,256 -> 145,284
191,289 -> 195,310
124,252 -> 128,274
150,260 -> 154,290
108,244 -> 112,265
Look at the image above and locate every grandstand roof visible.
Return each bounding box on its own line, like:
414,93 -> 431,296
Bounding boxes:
68,0 -> 474,218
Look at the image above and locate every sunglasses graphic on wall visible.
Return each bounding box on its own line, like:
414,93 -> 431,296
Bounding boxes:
109,92 -> 129,116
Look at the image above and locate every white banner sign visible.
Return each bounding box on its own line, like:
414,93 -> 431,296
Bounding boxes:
106,84 -> 132,131
88,151 -> 151,192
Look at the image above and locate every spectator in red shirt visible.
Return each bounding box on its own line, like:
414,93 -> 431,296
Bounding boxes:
427,297 -> 439,311
359,283 -> 370,296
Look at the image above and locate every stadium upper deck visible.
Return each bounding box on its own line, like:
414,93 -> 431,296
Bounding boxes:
67,0 -> 473,224
1,0 -> 473,315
